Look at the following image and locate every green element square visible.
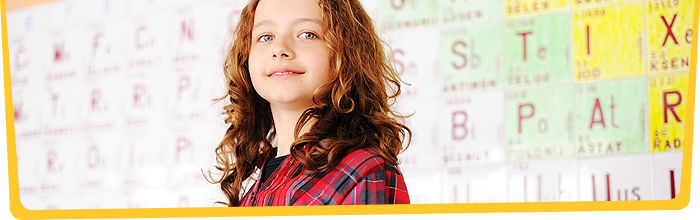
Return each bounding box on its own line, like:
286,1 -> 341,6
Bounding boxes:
504,85 -> 574,161
379,0 -> 437,30
574,77 -> 648,156
440,22 -> 502,93
437,0 -> 502,26
503,12 -> 572,87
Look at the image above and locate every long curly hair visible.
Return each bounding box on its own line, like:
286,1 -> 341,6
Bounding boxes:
206,0 -> 411,207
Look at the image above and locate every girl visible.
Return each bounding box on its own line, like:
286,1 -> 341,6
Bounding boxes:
209,0 -> 411,206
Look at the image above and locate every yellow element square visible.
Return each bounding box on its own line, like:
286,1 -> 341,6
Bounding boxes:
504,0 -> 568,17
572,4 -> 644,81
647,0 -> 694,74
648,73 -> 687,152
572,0 -> 626,7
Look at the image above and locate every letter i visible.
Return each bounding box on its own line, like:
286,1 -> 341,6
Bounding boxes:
606,174 -> 611,201
592,175 -> 597,201
670,170 -> 676,199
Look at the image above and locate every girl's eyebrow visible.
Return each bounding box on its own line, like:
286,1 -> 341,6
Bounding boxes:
253,18 -> 322,30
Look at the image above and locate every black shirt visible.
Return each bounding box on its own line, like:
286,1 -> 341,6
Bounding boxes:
261,155 -> 288,184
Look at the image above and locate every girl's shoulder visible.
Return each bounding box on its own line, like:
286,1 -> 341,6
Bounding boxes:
334,147 -> 401,178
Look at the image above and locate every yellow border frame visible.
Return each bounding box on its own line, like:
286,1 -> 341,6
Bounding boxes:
1,0 -> 696,218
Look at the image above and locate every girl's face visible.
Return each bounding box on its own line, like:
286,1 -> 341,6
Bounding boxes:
248,0 -> 332,111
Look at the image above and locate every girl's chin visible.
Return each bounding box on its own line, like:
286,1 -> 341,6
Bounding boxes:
264,98 -> 316,109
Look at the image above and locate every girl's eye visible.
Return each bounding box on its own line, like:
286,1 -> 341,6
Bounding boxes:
299,32 -> 317,39
258,35 -> 274,42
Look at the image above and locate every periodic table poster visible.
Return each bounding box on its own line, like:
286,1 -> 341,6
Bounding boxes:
5,0 -> 693,209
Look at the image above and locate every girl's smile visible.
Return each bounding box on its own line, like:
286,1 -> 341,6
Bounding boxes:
267,66 -> 305,80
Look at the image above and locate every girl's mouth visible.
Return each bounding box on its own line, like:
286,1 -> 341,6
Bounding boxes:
267,67 -> 304,78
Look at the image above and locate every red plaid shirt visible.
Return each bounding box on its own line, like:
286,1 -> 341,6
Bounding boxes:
239,148 -> 410,206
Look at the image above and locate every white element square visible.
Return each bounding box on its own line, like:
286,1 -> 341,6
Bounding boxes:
385,27 -> 441,100
169,3 -> 222,60
129,0 -> 190,15
396,98 -> 442,167
6,5 -> 51,37
436,0 -> 503,27
578,154 -> 653,201
37,78 -> 85,127
84,19 -> 129,69
442,164 -> 507,203
653,152 -> 683,200
74,133 -> 123,190
85,0 -> 130,22
73,190 -> 123,209
20,190 -> 85,210
120,188 -> 170,208
402,166 -> 444,204
126,10 -> 173,69
211,0 -> 248,52
507,159 -> 578,202
117,127 -> 166,168
9,34 -> 51,82
439,90 -> 505,165
80,74 -> 126,122
47,25 -> 90,76
19,136 -> 83,209
47,0 -> 92,30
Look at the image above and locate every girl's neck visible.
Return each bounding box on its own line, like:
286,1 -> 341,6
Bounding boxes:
270,105 -> 315,158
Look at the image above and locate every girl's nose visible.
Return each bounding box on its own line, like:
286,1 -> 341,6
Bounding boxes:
272,37 -> 295,59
